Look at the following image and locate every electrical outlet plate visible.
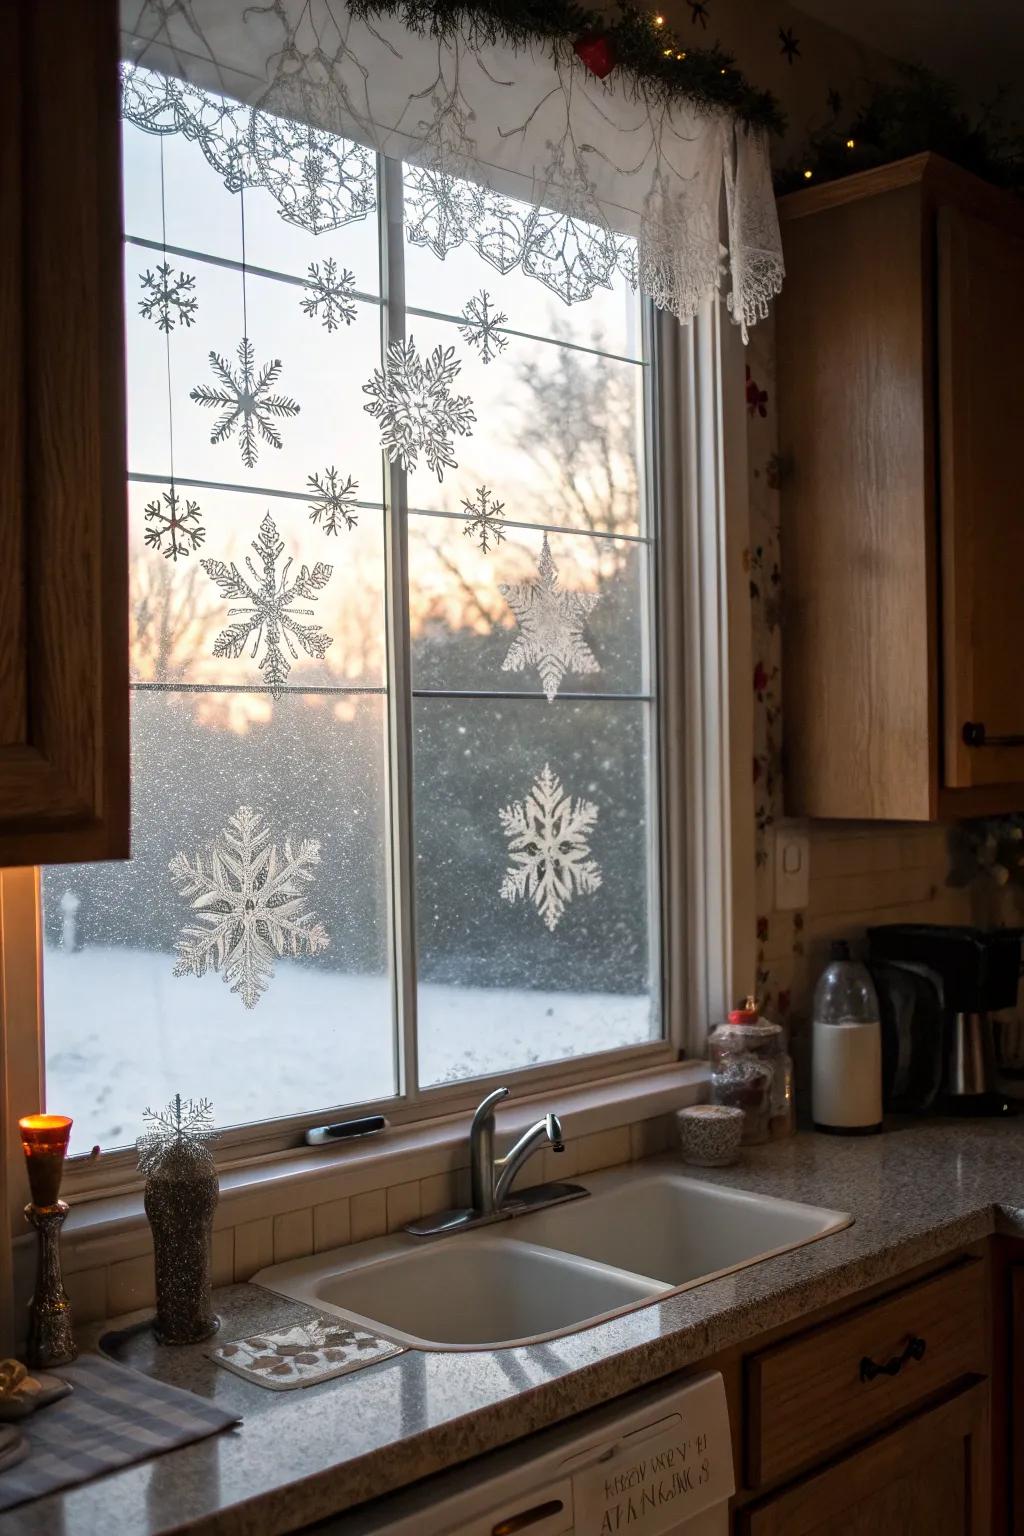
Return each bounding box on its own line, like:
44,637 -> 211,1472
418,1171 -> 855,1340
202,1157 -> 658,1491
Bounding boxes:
774,824 -> 810,911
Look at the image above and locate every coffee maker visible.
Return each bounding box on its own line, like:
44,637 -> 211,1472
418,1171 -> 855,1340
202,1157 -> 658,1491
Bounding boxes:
867,924 -> 1024,1114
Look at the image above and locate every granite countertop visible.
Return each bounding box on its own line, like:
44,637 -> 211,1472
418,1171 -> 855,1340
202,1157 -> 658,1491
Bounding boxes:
2,1119 -> 1022,1536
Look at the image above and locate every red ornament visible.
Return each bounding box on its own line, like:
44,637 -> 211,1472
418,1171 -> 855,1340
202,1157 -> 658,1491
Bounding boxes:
573,33 -> 616,79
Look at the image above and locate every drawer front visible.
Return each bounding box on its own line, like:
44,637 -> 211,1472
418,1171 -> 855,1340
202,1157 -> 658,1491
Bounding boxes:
745,1256 -> 987,1487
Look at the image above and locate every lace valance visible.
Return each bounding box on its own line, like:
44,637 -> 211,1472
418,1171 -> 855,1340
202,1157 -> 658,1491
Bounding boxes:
120,1 -> 784,337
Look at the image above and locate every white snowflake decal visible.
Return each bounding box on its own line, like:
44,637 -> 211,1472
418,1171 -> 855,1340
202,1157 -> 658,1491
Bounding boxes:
201,512 -> 333,697
459,290 -> 509,364
190,337 -> 300,468
143,486 -> 206,562
498,534 -> 600,701
499,765 -> 602,932
169,806 -> 329,1009
301,258 -> 357,332
307,467 -> 359,536
362,335 -> 475,481
461,485 -> 506,553
139,262 -> 198,332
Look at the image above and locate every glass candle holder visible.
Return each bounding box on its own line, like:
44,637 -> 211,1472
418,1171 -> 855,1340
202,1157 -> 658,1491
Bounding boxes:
18,1115 -> 72,1208
19,1114 -> 76,1369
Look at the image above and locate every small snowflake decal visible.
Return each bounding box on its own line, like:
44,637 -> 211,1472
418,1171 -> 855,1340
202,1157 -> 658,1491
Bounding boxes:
190,337 -> 300,469
139,262 -> 198,332
201,512 -> 333,697
301,259 -> 357,332
169,806 -> 329,1009
362,335 -> 475,481
499,534 -> 600,701
461,486 -> 506,553
143,486 -> 206,562
307,467 -> 359,536
459,290 -> 509,365
499,764 -> 602,932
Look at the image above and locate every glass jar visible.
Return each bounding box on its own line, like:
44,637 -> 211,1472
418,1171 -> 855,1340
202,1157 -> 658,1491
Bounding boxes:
709,998 -> 796,1142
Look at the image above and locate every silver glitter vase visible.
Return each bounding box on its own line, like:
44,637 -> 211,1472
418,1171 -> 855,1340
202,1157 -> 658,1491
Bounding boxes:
144,1146 -> 220,1346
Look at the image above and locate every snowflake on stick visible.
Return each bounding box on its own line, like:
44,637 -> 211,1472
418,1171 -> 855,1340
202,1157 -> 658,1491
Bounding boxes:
137,1094 -> 216,1175
499,764 -> 602,932
143,486 -> 206,562
461,486 -> 506,553
499,534 -> 600,701
201,512 -> 333,697
307,467 -> 359,535
459,290 -> 509,364
362,335 -> 475,481
301,258 -> 357,332
139,262 -> 198,332
169,806 -> 329,1009
190,337 -> 300,469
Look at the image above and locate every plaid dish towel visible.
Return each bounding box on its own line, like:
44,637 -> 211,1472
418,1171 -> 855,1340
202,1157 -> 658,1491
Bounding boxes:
0,1354 -> 240,1513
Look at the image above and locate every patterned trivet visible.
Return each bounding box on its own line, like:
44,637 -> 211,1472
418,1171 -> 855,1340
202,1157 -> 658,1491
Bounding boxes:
209,1317 -> 404,1390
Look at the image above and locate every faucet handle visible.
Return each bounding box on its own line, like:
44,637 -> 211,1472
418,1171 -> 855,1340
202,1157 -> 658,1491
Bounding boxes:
470,1086 -> 510,1134
546,1112 -> 565,1152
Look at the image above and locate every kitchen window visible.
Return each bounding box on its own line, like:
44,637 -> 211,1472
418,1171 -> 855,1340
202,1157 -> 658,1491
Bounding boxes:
37,69 -> 677,1162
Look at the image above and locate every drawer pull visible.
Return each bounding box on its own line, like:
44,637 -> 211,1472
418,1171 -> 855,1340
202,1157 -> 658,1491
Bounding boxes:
859,1335 -> 927,1383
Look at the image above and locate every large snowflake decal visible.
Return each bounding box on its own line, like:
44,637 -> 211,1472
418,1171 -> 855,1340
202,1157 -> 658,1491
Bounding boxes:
459,290 -> 508,364
190,337 -> 300,468
201,512 -> 333,697
301,258 -> 357,332
143,486 -> 206,562
498,534 -> 601,701
139,262 -> 198,332
307,467 -> 359,536
499,765 -> 602,932
461,486 -> 506,553
169,806 -> 329,1009
362,335 -> 475,481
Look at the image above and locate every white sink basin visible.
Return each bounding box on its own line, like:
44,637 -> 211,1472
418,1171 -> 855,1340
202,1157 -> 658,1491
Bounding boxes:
253,1160 -> 850,1350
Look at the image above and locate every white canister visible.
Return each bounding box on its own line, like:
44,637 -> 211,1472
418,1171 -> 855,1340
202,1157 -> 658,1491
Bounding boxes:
812,1019 -> 883,1132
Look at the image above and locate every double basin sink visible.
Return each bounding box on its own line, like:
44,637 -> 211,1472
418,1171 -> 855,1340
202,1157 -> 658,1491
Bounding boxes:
253,1161 -> 851,1350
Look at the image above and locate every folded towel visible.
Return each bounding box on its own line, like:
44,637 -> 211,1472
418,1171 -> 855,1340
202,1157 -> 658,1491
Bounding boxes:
0,1353 -> 239,1513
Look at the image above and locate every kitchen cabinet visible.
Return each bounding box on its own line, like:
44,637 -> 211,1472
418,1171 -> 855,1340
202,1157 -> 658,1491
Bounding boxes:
776,153 -> 1024,820
0,0 -> 129,866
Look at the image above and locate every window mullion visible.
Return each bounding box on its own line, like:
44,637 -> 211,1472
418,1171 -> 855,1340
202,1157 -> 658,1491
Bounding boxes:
379,155 -> 420,1104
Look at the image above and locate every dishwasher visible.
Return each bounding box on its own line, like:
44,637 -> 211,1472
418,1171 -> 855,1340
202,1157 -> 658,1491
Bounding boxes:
317,1371 -> 733,1536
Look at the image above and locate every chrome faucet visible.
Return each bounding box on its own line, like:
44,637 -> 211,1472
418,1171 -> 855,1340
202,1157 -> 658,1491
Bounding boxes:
405,1086 -> 585,1237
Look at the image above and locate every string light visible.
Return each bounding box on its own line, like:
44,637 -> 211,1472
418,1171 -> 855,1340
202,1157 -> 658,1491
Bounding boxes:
676,51 -> 686,59
845,137 -> 856,149
652,13 -> 664,25
663,46 -> 673,55
802,168 -> 813,180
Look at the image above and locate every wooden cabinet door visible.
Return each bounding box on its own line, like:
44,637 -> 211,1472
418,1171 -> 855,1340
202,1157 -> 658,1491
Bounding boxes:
739,1382 -> 990,1536
0,0 -> 129,866
939,203 -> 1024,791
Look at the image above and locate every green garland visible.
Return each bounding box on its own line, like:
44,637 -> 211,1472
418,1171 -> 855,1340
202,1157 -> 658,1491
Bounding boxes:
346,0 -> 785,133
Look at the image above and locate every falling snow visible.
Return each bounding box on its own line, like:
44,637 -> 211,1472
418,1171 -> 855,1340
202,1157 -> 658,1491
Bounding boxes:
499,765 -> 602,932
143,486 -> 206,562
498,534 -> 601,701
169,806 -> 329,1009
307,467 -> 359,536
300,258 -> 358,331
362,335 -> 475,481
201,512 -> 333,697
190,337 -> 300,468
458,290 -> 509,364
139,262 -> 198,332
461,486 -> 506,553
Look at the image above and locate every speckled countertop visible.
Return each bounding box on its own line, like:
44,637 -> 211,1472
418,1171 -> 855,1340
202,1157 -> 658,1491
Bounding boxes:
2,1120 -> 1022,1536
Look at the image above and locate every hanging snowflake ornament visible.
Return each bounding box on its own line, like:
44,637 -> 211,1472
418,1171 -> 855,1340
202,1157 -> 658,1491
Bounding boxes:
190,337 -> 300,469
300,258 -> 357,332
169,806 -> 329,1009
498,534 -> 600,701
139,262 -> 198,332
499,764 -> 602,932
143,486 -> 206,562
458,290 -> 509,364
307,467 -> 359,535
201,512 -> 333,697
362,335 -> 475,482
461,486 -> 506,553
137,1094 -> 216,1176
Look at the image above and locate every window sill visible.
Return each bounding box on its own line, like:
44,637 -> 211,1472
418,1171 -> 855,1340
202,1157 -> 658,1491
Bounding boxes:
24,1061 -> 709,1278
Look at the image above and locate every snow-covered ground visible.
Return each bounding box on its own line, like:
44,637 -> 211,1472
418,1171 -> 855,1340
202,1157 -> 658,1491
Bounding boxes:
43,946 -> 656,1154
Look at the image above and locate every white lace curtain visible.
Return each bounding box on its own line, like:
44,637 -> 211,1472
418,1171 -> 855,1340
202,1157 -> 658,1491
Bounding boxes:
120,1 -> 784,338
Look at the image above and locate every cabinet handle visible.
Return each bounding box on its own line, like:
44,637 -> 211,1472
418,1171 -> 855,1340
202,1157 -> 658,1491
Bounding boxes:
859,1335 -> 927,1383
962,721 -> 1024,748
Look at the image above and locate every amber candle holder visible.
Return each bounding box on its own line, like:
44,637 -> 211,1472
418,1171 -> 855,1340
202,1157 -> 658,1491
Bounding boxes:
19,1115 -> 77,1369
